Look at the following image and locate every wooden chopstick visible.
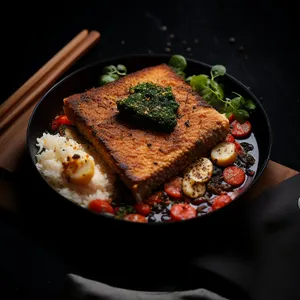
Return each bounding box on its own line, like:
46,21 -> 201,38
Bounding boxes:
0,30 -> 100,132
0,29 -> 88,121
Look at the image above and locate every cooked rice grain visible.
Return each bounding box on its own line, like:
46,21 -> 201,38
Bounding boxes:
36,132 -> 116,207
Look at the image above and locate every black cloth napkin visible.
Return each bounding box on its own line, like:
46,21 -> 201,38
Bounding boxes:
0,174 -> 299,300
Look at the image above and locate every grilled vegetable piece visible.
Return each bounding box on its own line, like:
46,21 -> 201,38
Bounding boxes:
182,174 -> 206,198
211,142 -> 237,167
185,157 -> 213,183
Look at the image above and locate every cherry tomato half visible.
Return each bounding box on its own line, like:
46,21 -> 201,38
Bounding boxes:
234,141 -> 244,155
88,199 -> 114,214
164,176 -> 183,199
227,113 -> 235,124
225,133 -> 235,143
51,115 -> 72,132
170,204 -> 197,221
231,120 -> 252,139
124,214 -> 147,223
145,191 -> 163,205
223,166 -> 245,187
134,203 -> 151,216
212,195 -> 232,211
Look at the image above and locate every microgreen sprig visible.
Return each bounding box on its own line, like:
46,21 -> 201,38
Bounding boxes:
185,61 -> 256,122
168,54 -> 187,79
98,64 -> 128,86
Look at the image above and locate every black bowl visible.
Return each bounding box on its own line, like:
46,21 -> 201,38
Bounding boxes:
26,54 -> 272,235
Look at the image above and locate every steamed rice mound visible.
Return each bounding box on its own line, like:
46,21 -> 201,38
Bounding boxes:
35,131 -> 116,207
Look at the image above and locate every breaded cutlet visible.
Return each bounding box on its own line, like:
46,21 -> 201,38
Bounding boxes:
63,64 -> 229,201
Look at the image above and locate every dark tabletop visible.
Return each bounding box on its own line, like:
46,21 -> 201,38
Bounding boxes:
1,3 -> 300,299
1,0 -> 299,170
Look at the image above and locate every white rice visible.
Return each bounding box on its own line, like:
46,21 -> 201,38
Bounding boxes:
35,131 -> 116,207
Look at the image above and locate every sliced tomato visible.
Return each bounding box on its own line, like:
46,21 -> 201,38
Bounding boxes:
134,203 -> 151,216
51,115 -> 72,131
164,176 -> 183,199
170,203 -> 197,221
223,166 -> 245,187
88,199 -> 114,214
231,120 -> 252,138
212,195 -> 232,211
227,113 -> 235,124
124,214 -> 147,223
145,191 -> 163,205
234,141 -> 244,155
225,133 -> 235,143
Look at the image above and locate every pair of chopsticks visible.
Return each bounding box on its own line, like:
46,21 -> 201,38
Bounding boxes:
0,29 -> 100,132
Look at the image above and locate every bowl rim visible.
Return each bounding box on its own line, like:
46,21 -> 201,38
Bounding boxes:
26,53 -> 273,227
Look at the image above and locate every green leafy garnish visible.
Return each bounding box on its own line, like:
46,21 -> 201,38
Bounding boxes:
115,205 -> 136,219
221,92 -> 256,122
99,63 -> 128,86
168,54 -> 187,72
168,55 -> 187,79
102,65 -> 117,75
176,70 -> 186,79
189,73 -> 224,108
187,63 -> 256,122
211,65 -> 226,79
98,74 -> 119,86
116,64 -> 127,76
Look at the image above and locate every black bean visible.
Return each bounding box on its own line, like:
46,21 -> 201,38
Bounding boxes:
161,208 -> 169,214
210,175 -> 223,183
240,142 -> 254,152
148,215 -> 156,223
246,169 -> 255,177
161,191 -> 169,201
207,181 -> 233,195
213,166 -> 223,176
161,215 -> 171,222
204,191 -> 212,199
196,205 -> 206,213
235,158 -> 247,169
191,197 -> 207,205
239,153 -> 255,167
153,204 -> 163,213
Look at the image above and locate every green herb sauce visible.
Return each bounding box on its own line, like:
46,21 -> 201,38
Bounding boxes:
117,82 -> 179,132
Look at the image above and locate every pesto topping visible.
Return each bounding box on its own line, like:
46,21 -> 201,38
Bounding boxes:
117,82 -> 179,132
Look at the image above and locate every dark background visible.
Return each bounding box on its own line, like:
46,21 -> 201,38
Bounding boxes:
0,2 -> 300,299
1,0 -> 299,172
